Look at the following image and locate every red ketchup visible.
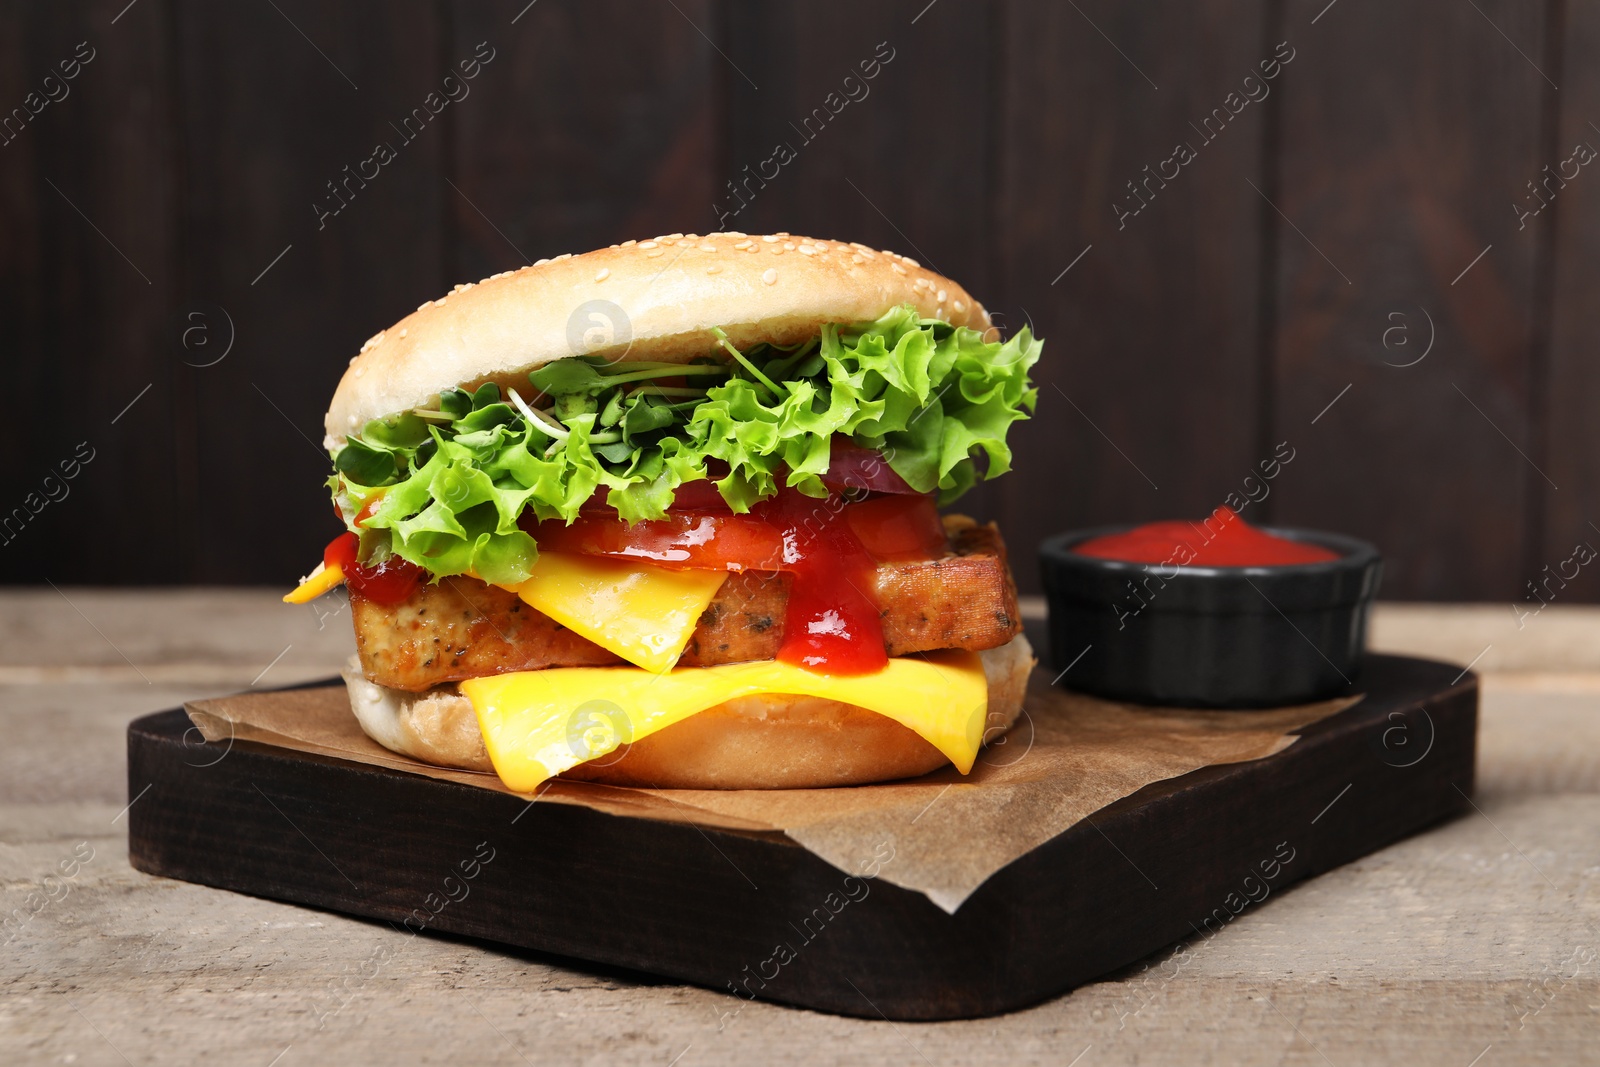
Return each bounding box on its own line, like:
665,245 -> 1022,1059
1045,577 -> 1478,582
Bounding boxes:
323,532 -> 424,604
755,491 -> 889,677
527,488 -> 945,676
1074,506 -> 1340,567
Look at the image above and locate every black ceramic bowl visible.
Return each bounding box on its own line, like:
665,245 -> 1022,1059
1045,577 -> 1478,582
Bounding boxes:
1038,527 -> 1383,708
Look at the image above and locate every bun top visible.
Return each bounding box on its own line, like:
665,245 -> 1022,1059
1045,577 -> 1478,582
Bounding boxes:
324,232 -> 990,447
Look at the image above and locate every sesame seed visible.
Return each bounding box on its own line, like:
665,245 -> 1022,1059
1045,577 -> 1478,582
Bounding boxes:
667,232 -> 684,240
761,234 -> 780,243
783,242 -> 796,251
347,415 -> 358,427
762,269 -> 778,285
953,300 -> 966,313
595,267 -> 610,282
902,257 -> 921,268
936,289 -> 948,302
706,265 -> 722,274
891,262 -> 907,275
851,253 -> 866,265
798,244 -> 816,256
553,253 -> 572,262
620,239 -> 637,247
698,242 -> 717,252
646,249 -> 664,258
640,241 -> 658,249
534,258 -> 550,267
353,367 -> 365,377
734,240 -> 752,250
398,328 -> 408,338
416,302 -> 431,312
434,297 -> 447,307
769,246 -> 784,255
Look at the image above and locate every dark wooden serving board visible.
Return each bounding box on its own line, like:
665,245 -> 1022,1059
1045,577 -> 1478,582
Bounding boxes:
126,654 -> 1476,1020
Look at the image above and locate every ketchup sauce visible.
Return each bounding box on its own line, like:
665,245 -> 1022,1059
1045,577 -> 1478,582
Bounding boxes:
323,531 -> 424,604
527,488 -> 945,675
754,491 -> 889,677
1073,506 -> 1340,567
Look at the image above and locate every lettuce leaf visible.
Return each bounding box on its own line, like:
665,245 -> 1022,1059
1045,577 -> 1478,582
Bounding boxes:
329,304 -> 1040,582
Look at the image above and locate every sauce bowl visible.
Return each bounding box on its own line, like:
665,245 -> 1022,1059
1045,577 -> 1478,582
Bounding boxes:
1039,527 -> 1383,707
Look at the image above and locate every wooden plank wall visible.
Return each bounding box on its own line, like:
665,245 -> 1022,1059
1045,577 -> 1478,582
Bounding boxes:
0,0 -> 1589,604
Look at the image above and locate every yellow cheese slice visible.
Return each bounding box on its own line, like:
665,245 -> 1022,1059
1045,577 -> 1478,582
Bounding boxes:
282,561 -> 345,603
460,652 -> 989,792
511,552 -> 727,673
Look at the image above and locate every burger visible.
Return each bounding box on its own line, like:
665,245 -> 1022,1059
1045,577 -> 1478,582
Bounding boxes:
286,232 -> 1042,792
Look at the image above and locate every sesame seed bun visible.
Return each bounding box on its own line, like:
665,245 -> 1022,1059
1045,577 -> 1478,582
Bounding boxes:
341,635 -> 1034,790
324,232 -> 991,449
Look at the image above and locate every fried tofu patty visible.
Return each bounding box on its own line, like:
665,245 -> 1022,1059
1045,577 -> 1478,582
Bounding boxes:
351,516 -> 1021,692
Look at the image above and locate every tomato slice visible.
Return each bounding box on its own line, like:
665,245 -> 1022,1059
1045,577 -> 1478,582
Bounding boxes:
579,478 -> 733,516
530,512 -> 785,571
528,490 -> 945,573
526,486 -> 945,676
353,493 -> 386,527
844,494 -> 947,562
324,531 -> 424,604
821,439 -> 921,495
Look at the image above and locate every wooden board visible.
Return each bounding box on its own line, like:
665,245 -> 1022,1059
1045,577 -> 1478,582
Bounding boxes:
1268,0 -> 1552,598
126,653 -> 1476,1020
1543,1 -> 1600,597
723,0 -> 1005,526
0,4 -> 1594,606
171,0 -> 446,584
450,0 -> 718,276
0,0 -> 183,582
993,0 -> 1272,595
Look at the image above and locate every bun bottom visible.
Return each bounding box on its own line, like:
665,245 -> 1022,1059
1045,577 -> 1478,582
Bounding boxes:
343,635 -> 1034,789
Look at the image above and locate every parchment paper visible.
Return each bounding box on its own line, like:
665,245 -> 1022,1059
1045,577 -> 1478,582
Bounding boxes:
186,677 -> 1357,912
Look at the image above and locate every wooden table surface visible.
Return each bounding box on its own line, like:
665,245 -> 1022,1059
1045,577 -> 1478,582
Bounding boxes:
2,591 -> 1596,1066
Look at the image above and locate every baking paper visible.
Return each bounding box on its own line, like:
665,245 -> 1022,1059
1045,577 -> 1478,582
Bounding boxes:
186,676 -> 1356,912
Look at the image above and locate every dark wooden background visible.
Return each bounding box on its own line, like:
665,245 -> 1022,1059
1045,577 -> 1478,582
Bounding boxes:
2,0 -> 1593,604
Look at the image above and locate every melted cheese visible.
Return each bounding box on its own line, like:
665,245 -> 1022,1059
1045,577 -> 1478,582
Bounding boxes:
511,552 -> 727,673
284,550 -> 723,673
283,561 -> 345,604
459,652 -> 989,792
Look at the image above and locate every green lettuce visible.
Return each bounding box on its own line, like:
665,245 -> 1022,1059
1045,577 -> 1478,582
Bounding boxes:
330,304 -> 1040,583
